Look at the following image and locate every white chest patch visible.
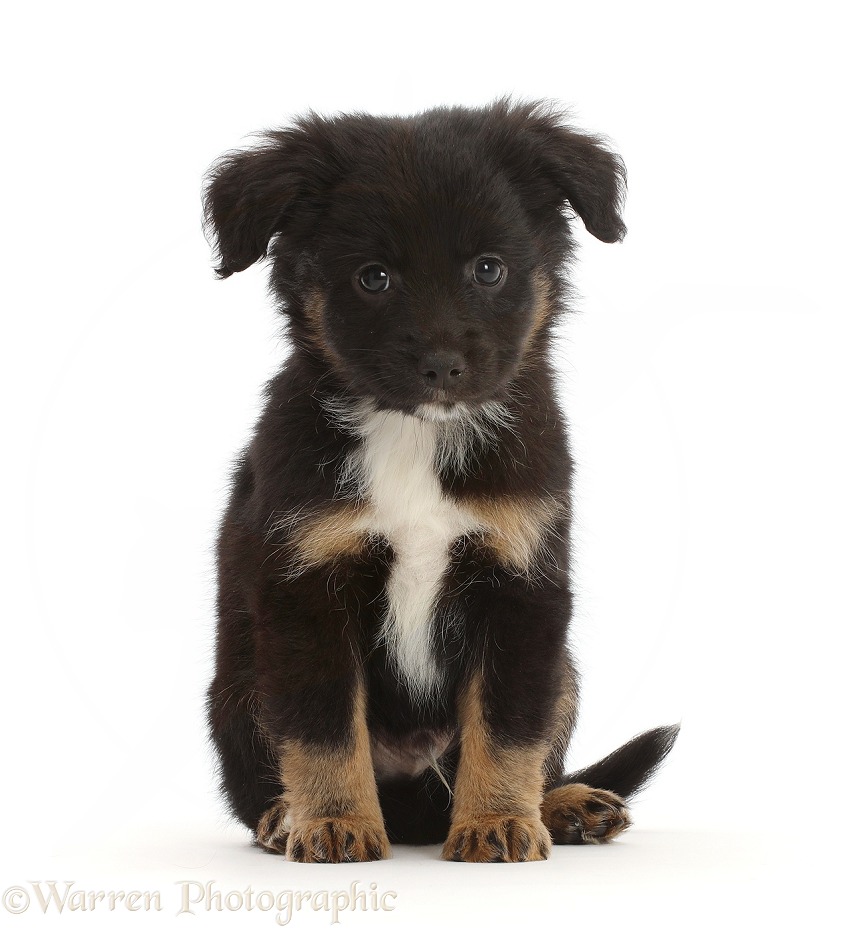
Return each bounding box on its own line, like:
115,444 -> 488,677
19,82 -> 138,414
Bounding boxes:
346,409 -> 481,702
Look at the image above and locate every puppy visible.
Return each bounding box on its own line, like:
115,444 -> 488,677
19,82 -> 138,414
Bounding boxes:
203,99 -> 678,863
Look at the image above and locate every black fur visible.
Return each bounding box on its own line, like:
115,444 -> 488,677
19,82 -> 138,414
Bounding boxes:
203,99 -> 677,856
555,725 -> 681,799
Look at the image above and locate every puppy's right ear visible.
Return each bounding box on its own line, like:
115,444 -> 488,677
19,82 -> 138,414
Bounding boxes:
202,122 -> 335,278
488,99 -> 627,244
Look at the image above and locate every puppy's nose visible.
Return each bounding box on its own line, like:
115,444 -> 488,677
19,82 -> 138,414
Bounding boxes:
418,352 -> 466,390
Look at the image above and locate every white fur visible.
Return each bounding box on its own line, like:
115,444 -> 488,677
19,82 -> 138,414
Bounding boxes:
318,398 -> 517,702
332,404 -> 480,701
349,408 -> 480,702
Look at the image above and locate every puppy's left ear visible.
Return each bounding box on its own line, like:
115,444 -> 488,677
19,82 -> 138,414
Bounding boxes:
497,102 -> 627,243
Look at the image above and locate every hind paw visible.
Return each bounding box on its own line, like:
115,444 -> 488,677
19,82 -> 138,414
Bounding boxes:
541,784 -> 631,844
256,799 -> 291,854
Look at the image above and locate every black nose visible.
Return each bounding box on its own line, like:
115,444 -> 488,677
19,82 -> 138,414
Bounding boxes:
418,352 -> 466,390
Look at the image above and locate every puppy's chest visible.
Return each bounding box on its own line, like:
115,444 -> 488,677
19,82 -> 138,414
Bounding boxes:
280,408 -> 560,698
353,413 -> 479,560
348,412 -> 478,700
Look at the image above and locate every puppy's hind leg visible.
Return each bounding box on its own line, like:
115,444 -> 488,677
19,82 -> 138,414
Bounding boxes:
541,725 -> 680,844
255,794 -> 291,854
538,648 -> 629,845
206,678 -> 284,842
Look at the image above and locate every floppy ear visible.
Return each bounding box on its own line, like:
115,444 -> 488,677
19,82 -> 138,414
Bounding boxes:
202,121 -> 336,278
494,101 -> 627,243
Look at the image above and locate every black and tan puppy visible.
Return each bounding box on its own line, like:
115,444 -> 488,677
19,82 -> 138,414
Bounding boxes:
203,99 -> 678,863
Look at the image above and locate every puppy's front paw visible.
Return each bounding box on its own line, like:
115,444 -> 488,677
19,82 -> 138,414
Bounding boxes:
541,784 -> 631,844
286,817 -> 391,863
442,815 -> 551,862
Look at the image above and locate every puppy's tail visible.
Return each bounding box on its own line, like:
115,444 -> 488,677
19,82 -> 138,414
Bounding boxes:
554,724 -> 680,800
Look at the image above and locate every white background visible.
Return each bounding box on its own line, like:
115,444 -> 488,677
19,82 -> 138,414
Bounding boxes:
2,1 -> 843,926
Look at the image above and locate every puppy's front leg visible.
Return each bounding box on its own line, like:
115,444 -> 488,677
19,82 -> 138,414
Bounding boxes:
443,673 -> 552,863
252,585 -> 389,863
275,679 -> 389,863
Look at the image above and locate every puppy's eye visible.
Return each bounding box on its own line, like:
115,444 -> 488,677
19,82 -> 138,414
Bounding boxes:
473,257 -> 505,286
358,265 -> 391,293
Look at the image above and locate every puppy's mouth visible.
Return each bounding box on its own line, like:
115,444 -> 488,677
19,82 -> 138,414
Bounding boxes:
338,351 -> 517,421
369,380 -> 513,422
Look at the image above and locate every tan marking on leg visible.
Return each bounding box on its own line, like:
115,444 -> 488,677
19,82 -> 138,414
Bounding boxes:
541,783 -> 631,844
462,494 -> 568,575
443,674 -> 551,862
283,502 -> 373,573
276,681 -> 390,863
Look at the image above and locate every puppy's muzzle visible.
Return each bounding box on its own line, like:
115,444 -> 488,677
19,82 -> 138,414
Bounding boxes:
417,351 -> 466,391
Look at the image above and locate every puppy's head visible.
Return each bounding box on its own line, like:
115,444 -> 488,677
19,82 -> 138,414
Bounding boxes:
204,100 -> 625,416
